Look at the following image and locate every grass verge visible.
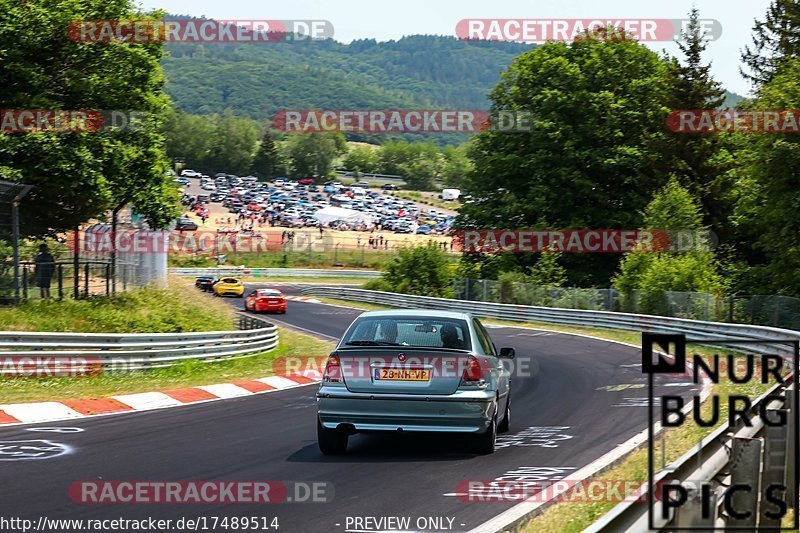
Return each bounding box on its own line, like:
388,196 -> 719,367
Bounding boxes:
247,276 -> 369,285
0,283 -> 234,333
0,327 -> 334,404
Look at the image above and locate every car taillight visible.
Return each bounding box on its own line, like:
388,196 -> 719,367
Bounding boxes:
461,355 -> 486,386
322,354 -> 342,383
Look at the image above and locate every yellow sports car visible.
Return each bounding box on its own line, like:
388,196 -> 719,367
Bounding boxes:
213,277 -> 245,297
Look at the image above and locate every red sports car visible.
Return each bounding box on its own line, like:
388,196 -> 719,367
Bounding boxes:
244,289 -> 287,314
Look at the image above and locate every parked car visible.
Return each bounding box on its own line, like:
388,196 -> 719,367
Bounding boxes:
244,288 -> 286,313
213,277 -> 245,297
415,225 -> 431,235
381,183 -> 400,190
316,310 -> 514,454
298,178 -> 314,185
175,217 -> 198,231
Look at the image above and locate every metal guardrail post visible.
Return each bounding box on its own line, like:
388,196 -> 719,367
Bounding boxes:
672,484 -> 716,529
726,437 -> 762,529
785,390 -> 796,509
760,410 -> 789,528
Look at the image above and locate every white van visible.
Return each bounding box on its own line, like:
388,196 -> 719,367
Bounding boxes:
441,188 -> 461,201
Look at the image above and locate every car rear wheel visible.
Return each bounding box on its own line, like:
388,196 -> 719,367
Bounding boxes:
317,419 -> 348,454
474,403 -> 497,455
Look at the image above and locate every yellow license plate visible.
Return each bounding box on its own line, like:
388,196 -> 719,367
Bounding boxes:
375,368 -> 431,381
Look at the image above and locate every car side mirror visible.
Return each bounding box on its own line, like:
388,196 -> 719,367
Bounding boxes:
499,347 -> 515,359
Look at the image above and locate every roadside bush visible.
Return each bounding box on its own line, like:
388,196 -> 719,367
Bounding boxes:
373,243 -> 454,297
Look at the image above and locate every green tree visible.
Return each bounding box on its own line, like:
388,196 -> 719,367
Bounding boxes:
285,133 -> 347,179
204,109 -> 260,175
0,0 -> 176,234
662,8 -> 732,238
459,33 -> 673,285
441,144 -> 472,187
613,179 -> 723,307
163,109 -> 216,170
732,58 -> 800,295
342,145 -> 380,173
741,0 -> 800,88
368,243 -> 454,297
377,141 -> 442,189
251,127 -> 285,179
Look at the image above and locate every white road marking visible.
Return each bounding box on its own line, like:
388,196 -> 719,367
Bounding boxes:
111,392 -> 184,410
0,403 -> 82,423
196,383 -> 252,399
257,376 -> 299,389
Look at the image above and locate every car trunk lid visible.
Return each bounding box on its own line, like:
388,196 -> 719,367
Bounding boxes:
336,347 -> 469,395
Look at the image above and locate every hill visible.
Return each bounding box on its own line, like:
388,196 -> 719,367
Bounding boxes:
161,35 -> 533,124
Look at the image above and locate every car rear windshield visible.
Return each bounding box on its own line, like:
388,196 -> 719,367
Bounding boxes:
259,290 -> 281,297
220,278 -> 239,284
341,316 -> 471,350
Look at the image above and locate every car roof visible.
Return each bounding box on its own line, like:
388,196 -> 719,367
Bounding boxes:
355,309 -> 472,320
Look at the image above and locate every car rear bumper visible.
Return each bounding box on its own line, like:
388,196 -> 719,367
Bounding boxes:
316,386 -> 495,433
255,303 -> 286,312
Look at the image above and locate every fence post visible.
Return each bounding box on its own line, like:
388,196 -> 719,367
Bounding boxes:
726,437 -> 762,529
57,264 -> 63,300
22,266 -> 28,300
105,263 -> 110,297
729,296 -> 735,323
84,262 -> 89,296
482,280 -> 488,302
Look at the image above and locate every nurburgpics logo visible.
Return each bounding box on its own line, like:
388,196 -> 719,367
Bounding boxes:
642,333 -> 799,530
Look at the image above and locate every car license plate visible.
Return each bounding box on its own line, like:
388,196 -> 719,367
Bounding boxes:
268,300 -> 280,304
374,368 -> 431,381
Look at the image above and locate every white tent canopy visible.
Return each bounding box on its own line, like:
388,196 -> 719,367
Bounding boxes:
313,206 -> 375,226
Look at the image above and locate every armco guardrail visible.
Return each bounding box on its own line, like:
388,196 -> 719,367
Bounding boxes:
302,287 -> 800,531
0,314 -> 278,373
299,287 -> 800,356
170,267 -> 381,279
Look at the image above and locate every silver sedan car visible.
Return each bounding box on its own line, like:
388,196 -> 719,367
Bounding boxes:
316,310 -> 515,454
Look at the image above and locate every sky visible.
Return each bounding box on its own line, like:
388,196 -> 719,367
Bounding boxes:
137,0 -> 773,96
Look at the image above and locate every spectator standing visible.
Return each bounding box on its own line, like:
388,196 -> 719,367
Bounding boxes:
33,244 -> 55,299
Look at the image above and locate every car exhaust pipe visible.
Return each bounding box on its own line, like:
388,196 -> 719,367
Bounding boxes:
337,423 -> 356,435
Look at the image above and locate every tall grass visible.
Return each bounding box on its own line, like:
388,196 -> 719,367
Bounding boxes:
0,285 -> 235,333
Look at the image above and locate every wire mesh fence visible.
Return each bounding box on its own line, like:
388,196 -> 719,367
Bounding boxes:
453,277 -> 800,330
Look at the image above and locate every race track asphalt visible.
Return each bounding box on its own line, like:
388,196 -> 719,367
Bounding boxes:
0,284 -> 698,532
